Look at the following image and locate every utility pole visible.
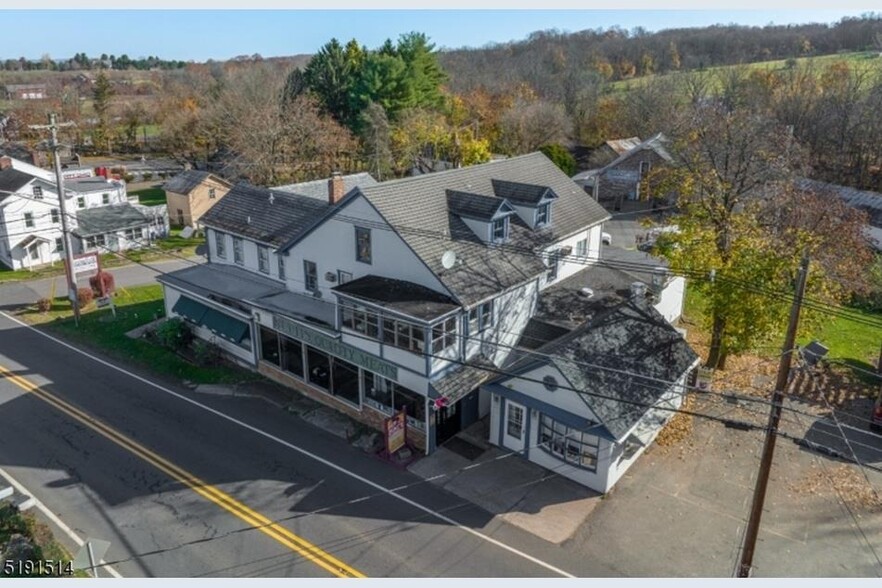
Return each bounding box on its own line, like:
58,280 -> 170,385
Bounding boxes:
33,114 -> 80,325
737,254 -> 810,577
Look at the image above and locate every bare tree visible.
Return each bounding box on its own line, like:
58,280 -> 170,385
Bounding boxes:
497,98 -> 572,155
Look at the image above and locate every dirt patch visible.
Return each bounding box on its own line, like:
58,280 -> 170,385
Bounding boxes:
790,462 -> 882,513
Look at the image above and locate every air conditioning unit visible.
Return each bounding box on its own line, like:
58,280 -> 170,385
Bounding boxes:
325,271 -> 337,283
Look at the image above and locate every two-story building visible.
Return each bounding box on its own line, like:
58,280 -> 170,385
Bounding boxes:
573,133 -> 673,210
163,170 -> 234,228
159,154 -> 611,451
0,155 -> 156,269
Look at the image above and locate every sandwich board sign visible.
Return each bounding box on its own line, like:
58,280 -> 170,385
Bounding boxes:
385,410 -> 407,454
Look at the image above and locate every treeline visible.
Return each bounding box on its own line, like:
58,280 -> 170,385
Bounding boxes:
0,52 -> 186,72
439,14 -> 882,95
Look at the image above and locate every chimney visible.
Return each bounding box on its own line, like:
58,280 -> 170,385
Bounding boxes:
328,172 -> 344,205
0,156 -> 11,171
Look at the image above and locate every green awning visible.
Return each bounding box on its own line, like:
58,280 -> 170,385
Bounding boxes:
201,308 -> 249,343
172,296 -> 208,324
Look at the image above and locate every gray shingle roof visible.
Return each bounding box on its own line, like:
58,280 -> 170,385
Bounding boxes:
446,190 -> 511,221
65,177 -> 119,194
431,355 -> 497,403
598,132 -> 673,175
163,170 -> 219,195
200,182 -> 330,247
491,179 -> 557,205
357,152 -> 611,307
509,298 -> 698,440
796,178 -> 882,228
74,204 -> 150,236
333,274 -> 459,321
0,167 -> 34,202
273,172 -> 377,201
157,263 -> 286,308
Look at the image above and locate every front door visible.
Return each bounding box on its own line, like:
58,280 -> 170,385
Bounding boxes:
435,401 -> 460,445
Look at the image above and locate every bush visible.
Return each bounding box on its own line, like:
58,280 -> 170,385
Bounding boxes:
76,287 -> 94,307
192,339 -> 222,366
89,271 -> 116,297
122,173 -> 135,183
36,298 -> 52,313
539,143 -> 577,176
142,172 -> 153,181
155,318 -> 192,351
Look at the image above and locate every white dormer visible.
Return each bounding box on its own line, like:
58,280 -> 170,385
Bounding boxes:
446,190 -> 516,245
490,179 -> 558,230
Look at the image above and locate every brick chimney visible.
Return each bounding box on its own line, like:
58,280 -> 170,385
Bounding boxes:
328,172 -> 344,205
0,156 -> 11,171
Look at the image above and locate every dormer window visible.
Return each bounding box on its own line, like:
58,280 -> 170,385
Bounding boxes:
536,203 -> 550,227
491,217 -> 508,243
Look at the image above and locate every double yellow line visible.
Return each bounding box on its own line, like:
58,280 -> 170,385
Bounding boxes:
0,364 -> 365,578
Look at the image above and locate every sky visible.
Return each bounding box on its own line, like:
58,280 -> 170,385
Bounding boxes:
0,9 -> 878,62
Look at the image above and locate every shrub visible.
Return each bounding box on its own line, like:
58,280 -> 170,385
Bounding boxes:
142,172 -> 153,181
539,143 -> 577,176
192,339 -> 222,366
155,317 -> 192,351
76,287 -> 94,307
89,271 -> 116,297
36,298 -> 52,313
122,173 -> 135,183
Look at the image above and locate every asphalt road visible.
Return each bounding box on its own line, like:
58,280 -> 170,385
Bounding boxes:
0,311 -> 606,578
0,257 -> 201,311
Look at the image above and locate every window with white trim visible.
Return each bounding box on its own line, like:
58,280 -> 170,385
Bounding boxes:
55,237 -> 64,252
491,217 -> 508,243
232,237 -> 244,265
85,234 -> 106,250
257,245 -> 270,274
382,317 -> 425,353
23,212 -> 34,228
33,186 -> 43,199
102,193 -> 110,205
576,238 -> 588,258
468,300 -> 493,335
355,227 -> 371,264
214,231 -> 226,258
536,203 -> 550,227
431,316 -> 458,352
506,403 -> 524,440
538,414 -> 599,471
339,299 -> 380,339
77,197 -> 85,208
50,208 -> 60,224
278,255 -> 286,280
303,260 -> 318,292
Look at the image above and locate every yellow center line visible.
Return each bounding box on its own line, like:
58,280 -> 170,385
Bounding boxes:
0,364 -> 366,579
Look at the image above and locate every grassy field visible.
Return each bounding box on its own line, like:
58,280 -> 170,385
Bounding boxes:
130,186 -> 167,206
610,50 -> 882,94
682,285 -> 882,367
20,284 -> 253,385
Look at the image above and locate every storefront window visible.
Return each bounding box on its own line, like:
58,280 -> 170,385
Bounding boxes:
394,385 -> 426,430
363,372 -> 393,414
306,346 -> 331,390
538,414 -> 599,472
280,336 -> 304,377
260,326 -> 280,366
331,357 -> 360,406
340,300 -> 380,339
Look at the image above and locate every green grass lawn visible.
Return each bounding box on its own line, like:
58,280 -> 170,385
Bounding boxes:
683,285 -> 882,367
22,284 -> 253,385
0,263 -> 65,283
130,186 -> 167,206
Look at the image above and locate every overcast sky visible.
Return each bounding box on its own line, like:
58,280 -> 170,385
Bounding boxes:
0,9 -> 876,62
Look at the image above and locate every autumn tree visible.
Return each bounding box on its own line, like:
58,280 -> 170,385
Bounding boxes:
497,98 -> 571,155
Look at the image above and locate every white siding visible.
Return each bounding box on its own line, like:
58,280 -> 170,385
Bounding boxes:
464,278 -> 539,367
539,225 -> 603,289
286,195 -> 452,299
654,275 -> 685,323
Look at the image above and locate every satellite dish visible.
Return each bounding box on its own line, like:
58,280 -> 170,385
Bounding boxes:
441,250 -> 457,270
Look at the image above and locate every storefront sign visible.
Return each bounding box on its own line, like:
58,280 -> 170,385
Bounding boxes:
273,314 -> 398,380
385,410 -> 407,454
695,367 -> 714,391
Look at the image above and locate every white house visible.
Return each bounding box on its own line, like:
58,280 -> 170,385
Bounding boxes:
158,153 -> 697,487
0,155 -> 157,270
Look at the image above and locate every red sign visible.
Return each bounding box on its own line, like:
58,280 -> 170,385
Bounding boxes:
385,409 -> 407,454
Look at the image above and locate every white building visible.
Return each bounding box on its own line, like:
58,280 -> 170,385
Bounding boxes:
158,153 -> 696,489
0,155 -> 159,270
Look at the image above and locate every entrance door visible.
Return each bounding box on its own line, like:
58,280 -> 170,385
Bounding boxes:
435,401 -> 460,445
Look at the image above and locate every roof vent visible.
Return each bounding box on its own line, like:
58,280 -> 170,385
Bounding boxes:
268,193 -> 275,205
246,215 -> 251,224
578,287 -> 594,298
630,281 -> 647,299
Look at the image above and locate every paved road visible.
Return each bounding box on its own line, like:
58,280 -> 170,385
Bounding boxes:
0,311 -> 608,578
0,258 -> 200,310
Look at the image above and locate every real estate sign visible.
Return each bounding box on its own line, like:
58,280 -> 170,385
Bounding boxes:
65,252 -> 99,279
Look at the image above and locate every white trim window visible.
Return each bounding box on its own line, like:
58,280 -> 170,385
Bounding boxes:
303,260 -> 318,292
468,300 -> 493,335
214,231 -> 226,259
102,193 -> 110,205
506,403 -> 524,440
50,208 -> 60,224
257,245 -> 270,274
77,196 -> 85,208
576,238 -> 588,258
536,203 -> 550,227
355,226 -> 371,264
33,186 -> 43,199
232,237 -> 244,265
538,414 -> 599,472
491,217 -> 508,243
278,255 -> 286,280
85,234 -> 107,250
23,212 -> 34,228
431,316 -> 458,352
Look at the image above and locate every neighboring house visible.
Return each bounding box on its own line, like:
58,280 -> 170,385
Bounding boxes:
485,296 -> 699,493
2,84 -> 47,100
585,136 -> 643,169
0,155 -> 147,270
74,204 -> 155,253
573,133 -> 674,209
796,178 -> 882,251
158,153 -> 611,456
163,170 -> 234,227
273,172 -> 377,199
